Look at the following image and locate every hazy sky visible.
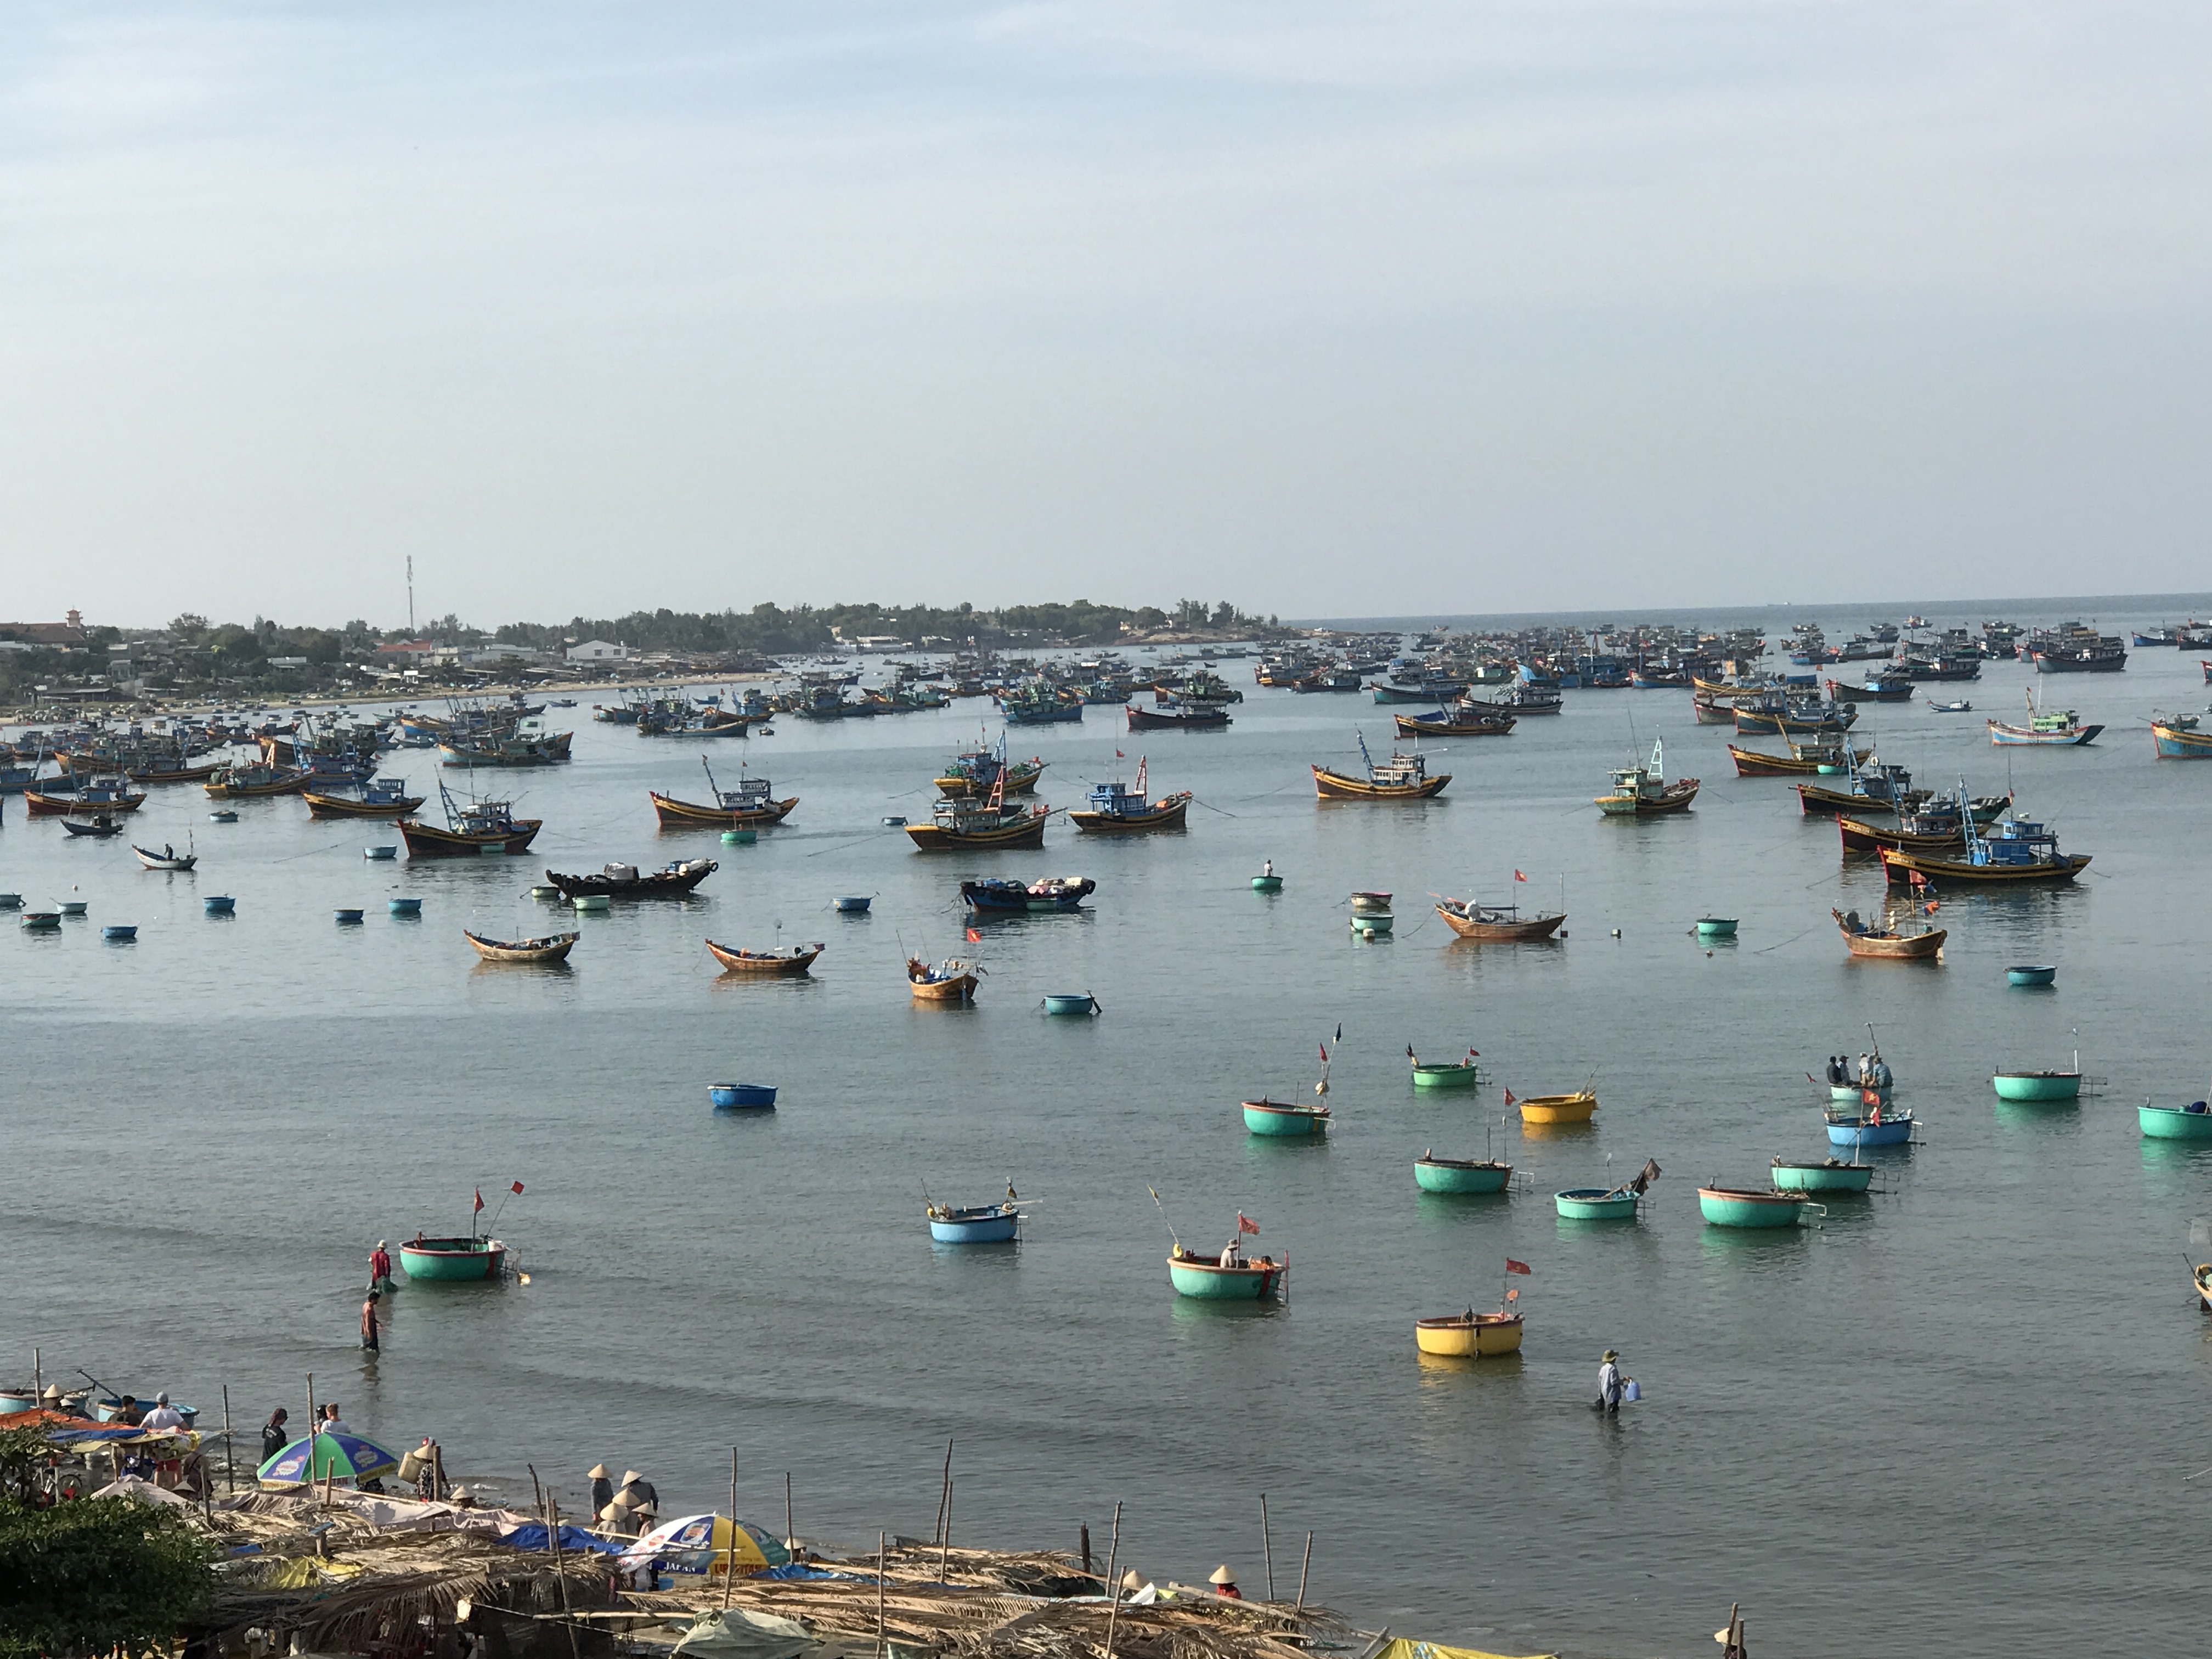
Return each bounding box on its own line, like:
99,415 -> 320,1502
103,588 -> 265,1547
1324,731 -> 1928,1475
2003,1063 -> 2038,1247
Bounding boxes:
4,2 -> 2209,629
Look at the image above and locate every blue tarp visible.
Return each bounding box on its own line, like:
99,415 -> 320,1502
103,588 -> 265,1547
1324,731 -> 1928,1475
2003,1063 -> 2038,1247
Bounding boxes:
500,1523 -> 629,1556
754,1562 -> 847,1581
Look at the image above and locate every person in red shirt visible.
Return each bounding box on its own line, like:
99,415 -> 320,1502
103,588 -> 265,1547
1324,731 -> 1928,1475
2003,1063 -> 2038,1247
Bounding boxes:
369,1241 -> 394,1290
1209,1566 -> 1242,1599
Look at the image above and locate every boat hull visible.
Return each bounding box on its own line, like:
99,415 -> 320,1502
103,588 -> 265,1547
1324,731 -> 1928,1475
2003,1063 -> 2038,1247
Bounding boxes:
398,1237 -> 507,1280
1728,745 -> 1874,777
1989,722 -> 2102,746
1243,1099 -> 1329,1136
464,929 -> 578,964
1992,1071 -> 2082,1102
401,819 -> 543,857
2140,1104 -> 2212,1141
1392,714 -> 1515,738
1770,1160 -> 1874,1192
1413,1158 -> 1510,1193
2006,965 -> 2058,986
1311,765 -> 1449,800
1410,1063 -> 1482,1088
1554,1188 -> 1639,1220
1698,1187 -> 1806,1227
1414,1313 -> 1524,1357
1836,913 -> 1948,958
1168,1254 -> 1280,1299
904,817 -> 1048,851
650,792 -> 800,828
1595,780 -> 1699,815
1042,993 -> 1097,1015
303,791 -> 425,819
1068,794 -> 1191,833
1826,1115 -> 1912,1147
705,940 -> 821,975
1880,847 -> 2090,884
1435,905 -> 1566,941
1516,1091 -> 1597,1125
2153,722 -> 2212,758
708,1083 -> 778,1108
1127,706 -> 1229,730
1250,874 -> 1284,893
929,1208 -> 1019,1243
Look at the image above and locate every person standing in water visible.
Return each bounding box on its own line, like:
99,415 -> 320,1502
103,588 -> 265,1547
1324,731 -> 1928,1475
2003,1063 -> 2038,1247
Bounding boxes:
1594,1348 -> 1624,1413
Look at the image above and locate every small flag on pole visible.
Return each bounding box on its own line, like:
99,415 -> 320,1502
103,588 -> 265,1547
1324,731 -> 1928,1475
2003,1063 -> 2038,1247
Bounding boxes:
1513,870 -> 1528,882
1503,1086 -> 1517,1106
473,1189 -> 485,1214
510,1181 -> 524,1195
1505,1258 -> 1532,1276
1318,1041 -> 1329,1065
1237,1213 -> 1260,1235
965,927 -> 981,943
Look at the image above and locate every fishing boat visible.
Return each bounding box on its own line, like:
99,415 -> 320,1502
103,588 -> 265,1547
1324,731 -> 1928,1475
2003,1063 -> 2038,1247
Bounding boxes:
547,859 -> 717,900
202,896 -> 235,915
1126,702 -> 1231,730
1242,1098 -> 1330,1136
1696,917 -> 1738,940
1837,810 -> 1968,855
1368,678 -> 1468,703
1166,1245 -> 1283,1300
1513,1087 -> 1598,1125
27,776 -> 148,815
927,1200 -> 1020,1244
2139,1100 -> 2212,1141
1991,1068 -> 2082,1102
20,910 -> 61,932
1413,1154 -> 1511,1193
397,1234 -> 508,1282
1251,868 -> 1285,893
1068,759 -> 1190,832
2007,964 -> 2058,987
1728,742 -> 1875,777
1988,690 -> 2102,746
303,777 -> 425,819
102,924 -> 138,941
934,741 -> 1046,799
1434,898 -> 1566,941
907,956 -> 980,1001
905,792 -> 1051,850
2152,720 -> 2212,759
399,781 -> 542,857
1595,738 -> 1698,816
61,814 -> 125,838
203,763 -> 311,799
1825,1106 -> 1915,1148
1393,706 -> 1516,738
1770,1157 -> 1874,1192
1312,733 -> 1449,800
1409,1048 -> 1485,1088
462,929 -> 579,964
1697,1186 -> 1812,1228
1879,794 -> 2090,885
706,940 -> 823,975
209,810 -> 238,823
1928,698 -> 1973,712
1794,752 -> 1918,816
960,876 -> 1095,913
132,844 -> 197,871
388,898 -> 421,917
1042,992 -> 1097,1015
1832,906 -> 1947,960
1413,1311 -> 1524,1357
708,1082 -> 778,1108
1554,1187 -> 1640,1220
650,759 -> 799,828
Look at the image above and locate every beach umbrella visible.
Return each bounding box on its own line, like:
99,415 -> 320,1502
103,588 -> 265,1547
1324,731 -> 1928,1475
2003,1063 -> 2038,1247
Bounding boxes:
619,1513 -> 790,1577
256,1430 -> 403,1486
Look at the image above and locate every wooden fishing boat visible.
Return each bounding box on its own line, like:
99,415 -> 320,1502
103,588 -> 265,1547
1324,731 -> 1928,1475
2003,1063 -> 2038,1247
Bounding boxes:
934,754 -> 1046,798
1989,691 -> 2102,746
1728,743 -> 1875,777
2145,1101 -> 2212,1141
1554,1187 -> 1640,1220
1413,1310 -> 1524,1357
399,785 -> 543,857
708,1082 -> 778,1108
548,859 -> 717,900
927,1201 -> 1019,1244
1413,1154 -> 1511,1193
960,876 -> 1096,913
1770,1157 -> 1874,1192
1434,899 -> 1566,941
463,929 -> 579,964
2152,720 -> 2212,759
907,956 -> 980,1001
706,940 -> 822,975
1392,708 -> 1516,738
397,1234 -> 508,1282
650,759 -> 798,827
204,764 -> 312,799
1167,1247 -> 1283,1300
1833,907 -> 1946,959
61,814 -> 125,838
1879,804 -> 2089,885
27,779 -> 147,816
1991,1069 -> 2081,1102
1127,702 -> 1231,731
1837,814 -> 1966,855
1733,703 -> 1858,736
1312,734 -> 1448,800
1514,1088 -> 1597,1125
303,777 -> 425,819
1409,1051 -> 1485,1088
905,797 -> 1050,851
132,844 -> 198,871
1697,1186 -> 1810,1228
1068,760 -> 1189,831
1595,738 -> 1697,816
1242,1098 -> 1330,1136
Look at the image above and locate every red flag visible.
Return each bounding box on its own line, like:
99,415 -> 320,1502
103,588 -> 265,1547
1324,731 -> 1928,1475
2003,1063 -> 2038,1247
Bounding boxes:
510,1181 -> 524,1195
1503,1086 -> 1517,1106
1504,1258 -> 1532,1276
1862,1087 -> 1882,1108
473,1189 -> 484,1214
1237,1212 -> 1260,1235
1513,869 -> 1527,882
965,927 -> 981,943
1115,750 -> 1125,758
1318,1041 -> 1329,1066
1908,868 -> 1926,888
1923,900 -> 1939,916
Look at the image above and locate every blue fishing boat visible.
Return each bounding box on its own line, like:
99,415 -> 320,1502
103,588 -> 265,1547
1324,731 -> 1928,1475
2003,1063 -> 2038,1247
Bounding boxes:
709,1082 -> 778,1109
2152,720 -> 2212,758
2006,964 -> 2057,987
927,1200 -> 1020,1243
203,896 -> 236,915
365,845 -> 398,860
2140,1100 -> 2212,1141
1825,1106 -> 1914,1147
833,895 -> 873,914
1069,759 -> 1192,832
1042,993 -> 1097,1015
1554,1187 -> 1640,1220
335,909 -> 365,924
388,898 -> 422,917
960,877 -> 1096,914
103,924 -> 138,942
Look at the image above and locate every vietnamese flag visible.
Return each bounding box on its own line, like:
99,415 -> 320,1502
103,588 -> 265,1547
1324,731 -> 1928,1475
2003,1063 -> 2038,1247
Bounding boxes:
1505,1258 -> 1532,1276
1513,870 -> 1528,882
472,1188 -> 484,1214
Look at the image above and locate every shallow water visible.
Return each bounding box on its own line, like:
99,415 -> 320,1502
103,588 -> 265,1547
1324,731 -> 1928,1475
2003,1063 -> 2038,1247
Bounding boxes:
3,601 -> 2208,1657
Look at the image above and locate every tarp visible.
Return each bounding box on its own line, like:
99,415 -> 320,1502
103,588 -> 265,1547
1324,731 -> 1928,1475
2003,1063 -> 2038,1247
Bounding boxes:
89,1477 -> 190,1508
669,1608 -> 816,1659
1374,1638 -> 1557,1659
500,1522 -> 629,1556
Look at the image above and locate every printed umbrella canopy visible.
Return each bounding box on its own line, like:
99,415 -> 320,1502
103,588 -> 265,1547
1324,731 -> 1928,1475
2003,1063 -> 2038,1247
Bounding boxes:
256,1430 -> 403,1486
620,1513 -> 791,1577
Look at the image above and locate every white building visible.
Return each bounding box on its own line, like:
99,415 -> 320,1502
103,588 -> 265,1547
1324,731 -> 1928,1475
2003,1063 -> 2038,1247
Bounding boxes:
565,639 -> 629,663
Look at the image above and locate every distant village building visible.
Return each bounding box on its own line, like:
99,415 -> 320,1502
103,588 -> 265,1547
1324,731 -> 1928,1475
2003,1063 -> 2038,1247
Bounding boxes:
565,639 -> 629,663
377,640 -> 459,665
0,608 -> 87,646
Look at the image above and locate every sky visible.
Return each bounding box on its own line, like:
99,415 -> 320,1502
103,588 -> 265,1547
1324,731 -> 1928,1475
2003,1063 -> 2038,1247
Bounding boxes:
2,1 -> 2209,630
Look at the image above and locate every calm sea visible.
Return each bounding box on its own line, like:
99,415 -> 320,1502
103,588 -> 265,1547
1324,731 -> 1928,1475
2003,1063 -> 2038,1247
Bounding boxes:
4,599 -> 2208,1658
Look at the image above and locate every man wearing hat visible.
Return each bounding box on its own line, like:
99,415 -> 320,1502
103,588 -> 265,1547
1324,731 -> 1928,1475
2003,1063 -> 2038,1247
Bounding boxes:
140,1393 -> 185,1435
369,1240 -> 394,1293
589,1464 -> 615,1516
620,1469 -> 659,1509
1208,1566 -> 1242,1600
1595,1349 -> 1624,1414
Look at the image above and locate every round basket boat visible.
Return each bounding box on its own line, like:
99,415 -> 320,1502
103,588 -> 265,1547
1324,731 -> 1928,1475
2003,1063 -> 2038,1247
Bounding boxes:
1992,1070 -> 2081,1103
1167,1251 -> 1281,1300
709,1082 -> 778,1109
1410,1061 -> 1481,1090
1413,1156 -> 1511,1194
365,845 -> 398,861
1242,1098 -> 1329,1137
1350,912 -> 1394,935
1251,874 -> 1284,894
2140,1102 -> 2212,1142
1770,1158 -> 1874,1192
2006,964 -> 2057,988
1413,1311 -> 1524,1357
103,924 -> 138,942
388,898 -> 422,917
927,1203 -> 1018,1244
334,909 -> 364,925
834,896 -> 873,913
397,1235 -> 507,1282
1695,917 -> 1739,939
721,828 -> 757,845
573,895 -> 611,913
1042,993 -> 1097,1015
1698,1186 -> 1811,1228
1516,1090 -> 1598,1125
203,895 -> 236,915
1554,1187 -> 1639,1220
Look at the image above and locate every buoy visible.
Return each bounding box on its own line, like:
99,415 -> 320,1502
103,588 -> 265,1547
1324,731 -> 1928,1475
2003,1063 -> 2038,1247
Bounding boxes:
1611,929 -> 1622,938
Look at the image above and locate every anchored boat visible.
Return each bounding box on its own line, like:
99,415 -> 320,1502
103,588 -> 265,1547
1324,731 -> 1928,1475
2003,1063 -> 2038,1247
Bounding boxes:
1879,791 -> 2090,885
1770,1157 -> 1874,1192
304,776 -> 426,819
1989,690 -> 2102,746
548,859 -> 717,900
1242,1098 -> 1330,1137
959,876 -> 1095,913
1833,906 -> 1947,960
1595,738 -> 1699,816
927,1200 -> 1020,1244
397,1234 -> 508,1282
904,795 -> 1050,851
400,783 -> 542,857
650,759 -> 799,828
1435,899 -> 1566,941
1408,1047 -> 1485,1088
2141,1100 -> 2212,1141
1698,1186 -> 1814,1228
1992,1066 -> 2083,1102
1413,1153 -> 1511,1193
1512,1086 -> 1598,1125
706,940 -> 823,975
462,929 -> 579,964
1413,1310 -> 1524,1357
907,956 -> 980,1002
1068,758 -> 1191,832
1167,1245 -> 1283,1300
1312,733 -> 1449,800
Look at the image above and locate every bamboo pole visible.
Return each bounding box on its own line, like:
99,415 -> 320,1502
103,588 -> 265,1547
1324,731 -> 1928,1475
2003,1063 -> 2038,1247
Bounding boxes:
724,1449 -> 738,1612
785,1469 -> 794,1553
528,1462 -> 544,1514
1102,1503 -> 1123,1659
932,1438 -> 953,1545
222,1386 -> 235,1494
1295,1532 -> 1312,1611
1080,1523 -> 1092,1578
305,1372 -> 315,1440
32,1348 -> 38,1401
876,1532 -> 888,1659
545,1495 -> 582,1659
1260,1494 -> 1273,1601
938,1467 -> 953,1581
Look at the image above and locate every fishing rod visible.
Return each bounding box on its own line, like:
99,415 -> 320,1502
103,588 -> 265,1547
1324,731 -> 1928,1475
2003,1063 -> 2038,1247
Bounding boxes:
1147,1188 -> 1182,1251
